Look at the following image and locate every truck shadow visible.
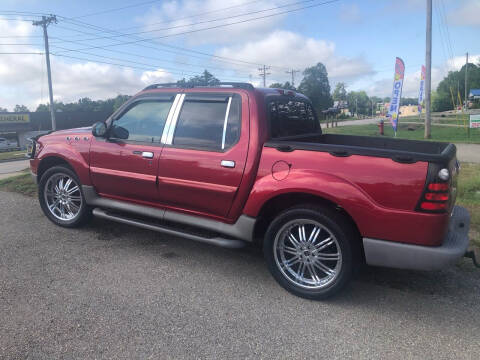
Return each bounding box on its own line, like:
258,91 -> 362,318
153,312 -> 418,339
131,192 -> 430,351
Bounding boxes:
82,217 -> 480,305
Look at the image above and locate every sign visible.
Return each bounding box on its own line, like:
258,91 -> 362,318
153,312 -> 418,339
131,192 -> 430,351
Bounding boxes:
418,65 -> 425,113
387,57 -> 405,134
471,114 -> 480,129
0,113 -> 30,123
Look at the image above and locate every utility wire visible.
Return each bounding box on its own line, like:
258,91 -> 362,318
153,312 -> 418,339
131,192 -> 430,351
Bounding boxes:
54,0 -> 339,45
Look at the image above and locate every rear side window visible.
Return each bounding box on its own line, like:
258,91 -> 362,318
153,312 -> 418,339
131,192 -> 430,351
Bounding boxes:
269,99 -> 318,138
173,94 -> 241,151
113,100 -> 173,143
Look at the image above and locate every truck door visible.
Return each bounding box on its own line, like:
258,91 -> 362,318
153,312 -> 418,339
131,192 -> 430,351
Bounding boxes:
90,94 -> 178,204
157,92 -> 249,219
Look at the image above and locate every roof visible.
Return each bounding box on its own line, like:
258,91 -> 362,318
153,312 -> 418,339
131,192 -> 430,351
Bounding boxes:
470,89 -> 480,96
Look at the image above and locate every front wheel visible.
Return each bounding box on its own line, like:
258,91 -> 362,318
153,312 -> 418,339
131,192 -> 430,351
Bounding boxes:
38,165 -> 91,227
263,205 -> 355,300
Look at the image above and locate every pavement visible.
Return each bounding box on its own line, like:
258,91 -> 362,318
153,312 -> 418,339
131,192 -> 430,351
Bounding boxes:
1,190 -> 479,359
0,159 -> 30,180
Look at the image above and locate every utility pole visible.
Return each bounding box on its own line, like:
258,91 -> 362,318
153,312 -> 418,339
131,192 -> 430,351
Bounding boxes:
33,15 -> 57,131
424,0 -> 432,139
355,98 -> 358,118
465,52 -> 469,111
258,65 -> 271,87
285,69 -> 300,87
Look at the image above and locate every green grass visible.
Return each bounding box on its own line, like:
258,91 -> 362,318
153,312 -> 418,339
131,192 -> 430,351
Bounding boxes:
324,123 -> 480,143
0,171 -> 37,197
455,163 -> 480,247
0,163 -> 478,247
0,150 -> 26,161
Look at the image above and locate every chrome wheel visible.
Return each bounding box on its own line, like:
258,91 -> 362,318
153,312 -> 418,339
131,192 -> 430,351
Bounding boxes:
43,173 -> 82,221
273,219 -> 342,290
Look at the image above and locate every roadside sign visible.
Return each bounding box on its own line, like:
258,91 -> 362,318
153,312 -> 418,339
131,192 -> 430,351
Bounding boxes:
471,114 -> 480,129
0,113 -> 29,123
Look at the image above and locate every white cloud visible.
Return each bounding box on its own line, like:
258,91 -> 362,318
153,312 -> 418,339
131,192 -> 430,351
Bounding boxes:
136,0 -> 286,45
366,54 -> 480,98
448,0 -> 480,27
214,30 -> 374,86
0,17 -> 175,111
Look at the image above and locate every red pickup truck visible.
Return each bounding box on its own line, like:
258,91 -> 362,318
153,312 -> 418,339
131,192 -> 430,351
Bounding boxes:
28,83 -> 470,299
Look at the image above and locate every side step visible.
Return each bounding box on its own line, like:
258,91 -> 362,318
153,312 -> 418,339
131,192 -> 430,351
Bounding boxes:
92,208 -> 247,249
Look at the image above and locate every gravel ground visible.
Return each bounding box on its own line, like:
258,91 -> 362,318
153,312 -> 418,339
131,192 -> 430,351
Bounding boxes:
1,190 -> 479,359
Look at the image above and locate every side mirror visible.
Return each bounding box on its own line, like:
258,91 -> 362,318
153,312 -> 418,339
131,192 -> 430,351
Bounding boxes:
111,124 -> 129,140
92,121 -> 107,137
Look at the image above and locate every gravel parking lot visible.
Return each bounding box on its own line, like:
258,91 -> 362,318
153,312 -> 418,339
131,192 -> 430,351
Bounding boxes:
1,190 -> 480,359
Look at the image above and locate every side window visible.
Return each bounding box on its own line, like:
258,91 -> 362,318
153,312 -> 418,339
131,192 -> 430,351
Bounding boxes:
113,100 -> 173,142
173,94 -> 241,151
269,99 -> 318,138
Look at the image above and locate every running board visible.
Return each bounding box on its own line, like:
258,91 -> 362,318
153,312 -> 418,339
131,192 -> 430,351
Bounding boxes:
92,208 -> 247,249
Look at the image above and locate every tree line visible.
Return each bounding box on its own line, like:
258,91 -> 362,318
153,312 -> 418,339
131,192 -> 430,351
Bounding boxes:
3,61 -> 477,116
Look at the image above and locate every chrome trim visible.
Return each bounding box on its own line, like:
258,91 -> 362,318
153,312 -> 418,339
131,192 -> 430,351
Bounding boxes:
220,160 -> 235,168
142,151 -> 154,159
165,93 -> 185,145
92,208 -> 246,249
221,96 -> 232,150
161,94 -> 182,144
82,185 -> 256,242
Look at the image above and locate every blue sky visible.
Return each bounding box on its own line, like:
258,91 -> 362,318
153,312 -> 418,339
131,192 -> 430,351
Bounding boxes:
0,0 -> 479,110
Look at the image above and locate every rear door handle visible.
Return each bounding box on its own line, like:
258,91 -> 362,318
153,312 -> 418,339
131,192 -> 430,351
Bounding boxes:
221,160 -> 235,168
142,151 -> 154,159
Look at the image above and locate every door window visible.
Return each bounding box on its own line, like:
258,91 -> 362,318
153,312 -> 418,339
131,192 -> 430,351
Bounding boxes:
112,100 -> 173,143
172,95 -> 241,151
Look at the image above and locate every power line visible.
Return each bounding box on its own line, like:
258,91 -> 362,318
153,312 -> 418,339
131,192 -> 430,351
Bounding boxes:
70,0 -> 163,19
55,0 -> 340,45
0,52 -> 44,54
258,65 -> 271,87
285,69 -> 301,87
58,0 -> 328,42
50,52 -> 250,82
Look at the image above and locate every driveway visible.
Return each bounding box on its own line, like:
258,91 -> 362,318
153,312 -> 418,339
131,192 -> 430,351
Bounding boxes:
1,191 -> 479,359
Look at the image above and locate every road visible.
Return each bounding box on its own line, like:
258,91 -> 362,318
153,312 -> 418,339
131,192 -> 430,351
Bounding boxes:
1,191 -> 479,359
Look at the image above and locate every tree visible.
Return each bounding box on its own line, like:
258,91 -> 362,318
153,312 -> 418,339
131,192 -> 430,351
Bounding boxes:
269,81 -> 295,90
35,95 -> 131,114
177,70 -> 220,87
347,91 -> 370,116
332,82 -> 347,101
14,104 -> 29,112
298,63 -> 332,114
432,62 -> 480,111
0,107 -> 7,112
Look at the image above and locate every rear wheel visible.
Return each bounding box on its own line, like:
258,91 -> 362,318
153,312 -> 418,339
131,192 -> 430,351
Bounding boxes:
38,165 -> 91,227
264,205 -> 355,300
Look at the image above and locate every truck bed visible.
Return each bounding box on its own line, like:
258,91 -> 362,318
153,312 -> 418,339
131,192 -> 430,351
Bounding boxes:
265,133 -> 456,164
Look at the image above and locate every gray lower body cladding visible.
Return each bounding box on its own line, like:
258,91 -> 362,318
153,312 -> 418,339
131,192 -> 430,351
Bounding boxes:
82,185 -> 256,243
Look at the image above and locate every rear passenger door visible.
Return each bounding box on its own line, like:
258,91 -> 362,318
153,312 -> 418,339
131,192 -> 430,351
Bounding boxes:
157,92 -> 248,219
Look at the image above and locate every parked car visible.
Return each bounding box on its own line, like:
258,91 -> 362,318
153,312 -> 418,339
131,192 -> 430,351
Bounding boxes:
28,83 -> 470,299
0,137 -> 17,151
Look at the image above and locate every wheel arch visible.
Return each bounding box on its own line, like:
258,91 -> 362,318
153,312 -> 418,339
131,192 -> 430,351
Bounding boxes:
253,192 -> 362,247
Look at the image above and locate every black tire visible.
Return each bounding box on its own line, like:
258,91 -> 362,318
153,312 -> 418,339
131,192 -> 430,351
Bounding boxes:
38,165 -> 92,228
263,205 -> 357,300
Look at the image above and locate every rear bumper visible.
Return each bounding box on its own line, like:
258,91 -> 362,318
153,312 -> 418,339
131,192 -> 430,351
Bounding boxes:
363,206 -> 470,271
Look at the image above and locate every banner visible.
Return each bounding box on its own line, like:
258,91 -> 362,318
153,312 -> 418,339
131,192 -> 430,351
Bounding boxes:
0,113 -> 29,123
387,57 -> 405,133
418,65 -> 425,113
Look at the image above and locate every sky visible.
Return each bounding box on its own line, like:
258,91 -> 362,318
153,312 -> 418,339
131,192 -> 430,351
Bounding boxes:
0,0 -> 479,111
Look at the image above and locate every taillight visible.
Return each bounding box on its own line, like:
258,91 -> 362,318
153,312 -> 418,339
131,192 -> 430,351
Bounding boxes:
424,192 -> 449,201
427,183 -> 449,191
420,201 -> 447,211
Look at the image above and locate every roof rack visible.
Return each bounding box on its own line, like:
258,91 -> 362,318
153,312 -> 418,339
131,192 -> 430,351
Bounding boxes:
143,82 -> 254,91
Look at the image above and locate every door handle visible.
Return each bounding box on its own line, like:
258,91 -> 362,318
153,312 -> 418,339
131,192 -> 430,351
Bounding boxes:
141,151 -> 154,159
221,160 -> 235,168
